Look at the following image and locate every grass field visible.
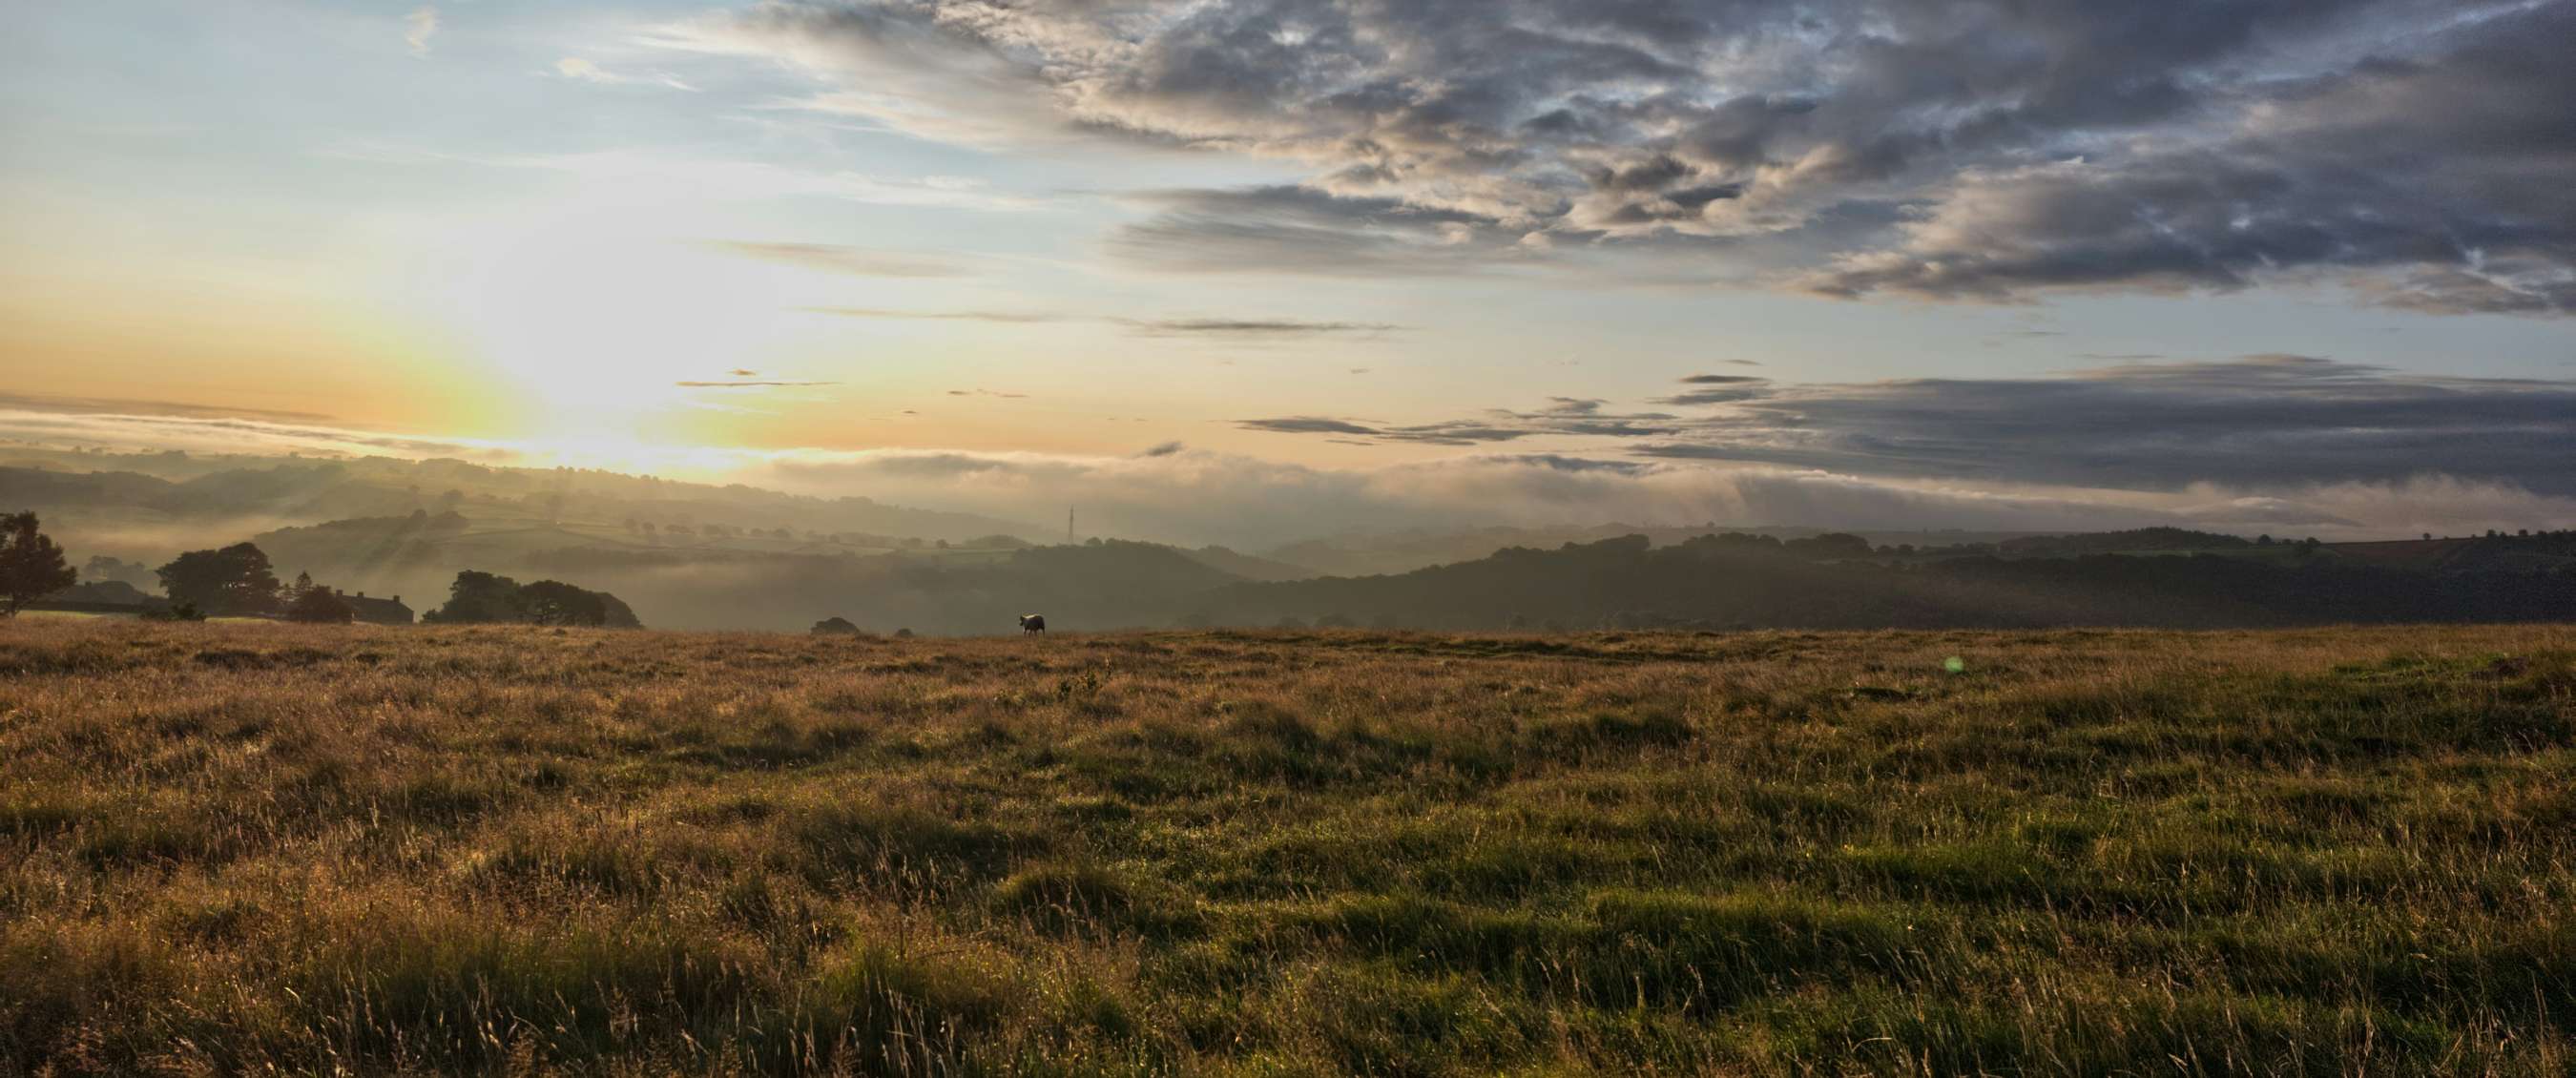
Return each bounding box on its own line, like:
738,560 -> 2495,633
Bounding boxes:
3,619 -> 2573,1076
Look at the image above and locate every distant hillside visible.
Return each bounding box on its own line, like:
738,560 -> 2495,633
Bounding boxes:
0,455 -> 1038,567
1264,524 -> 2077,576
1176,545 -> 1317,582
244,511 -> 1251,632
1195,533 -> 2576,631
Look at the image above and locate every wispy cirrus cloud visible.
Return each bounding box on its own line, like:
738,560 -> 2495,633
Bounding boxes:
325,143 -> 1052,213
404,6 -> 438,58
702,240 -> 977,278
804,305 -> 1406,338
675,380 -> 839,388
553,56 -> 697,91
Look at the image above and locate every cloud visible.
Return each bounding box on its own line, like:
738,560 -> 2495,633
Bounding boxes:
1109,186 -> 1544,278
946,388 -> 1028,399
1797,6 -> 2576,313
3,400 -> 2567,545
1659,374 -> 1776,404
1236,355 -> 2576,495
662,0 -> 2576,312
554,56 -> 696,91
0,406 -> 508,463
804,305 -> 1405,337
674,380 -> 840,388
405,7 -> 438,58
328,143 -> 1051,212
1654,389 -> 1774,406
1237,417 -> 1381,436
1239,401 -> 1690,446
703,240 -> 976,278
809,307 -> 1069,324
1111,317 -> 1402,338
750,445 -> 2576,548
1652,356 -> 2576,494
0,392 -> 339,425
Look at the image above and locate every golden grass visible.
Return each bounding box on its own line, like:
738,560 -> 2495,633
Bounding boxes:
2,619 -> 2572,1075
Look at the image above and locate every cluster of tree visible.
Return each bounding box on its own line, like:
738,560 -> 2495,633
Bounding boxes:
419,570 -> 641,628
145,542 -> 384,622
1993,528 -> 2256,556
281,572 -> 358,623
156,542 -> 286,615
6,515 -> 374,623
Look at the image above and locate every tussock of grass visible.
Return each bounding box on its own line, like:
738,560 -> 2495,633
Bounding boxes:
1,619 -> 2572,1074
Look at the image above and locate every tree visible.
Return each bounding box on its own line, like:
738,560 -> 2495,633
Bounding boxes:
1784,532 -> 1875,560
284,588 -> 356,624
156,542 -> 282,615
421,570 -> 528,624
520,580 -> 608,626
0,511 -> 77,617
421,570 -> 640,628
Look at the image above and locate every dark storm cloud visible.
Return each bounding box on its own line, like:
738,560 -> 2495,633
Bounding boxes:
1239,356 -> 2576,493
1798,5 -> 2576,312
688,0 -> 2576,312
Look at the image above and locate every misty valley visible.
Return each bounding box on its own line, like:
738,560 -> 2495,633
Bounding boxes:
11,449 -> 2576,635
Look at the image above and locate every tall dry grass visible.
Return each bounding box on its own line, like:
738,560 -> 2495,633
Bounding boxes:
2,619 -> 2572,1075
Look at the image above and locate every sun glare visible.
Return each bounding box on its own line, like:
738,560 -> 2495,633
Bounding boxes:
426,206 -> 793,441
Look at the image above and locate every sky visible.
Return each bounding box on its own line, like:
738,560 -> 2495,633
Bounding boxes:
2,0 -> 2572,544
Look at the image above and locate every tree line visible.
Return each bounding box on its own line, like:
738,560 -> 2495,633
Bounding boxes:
0,511 -> 638,627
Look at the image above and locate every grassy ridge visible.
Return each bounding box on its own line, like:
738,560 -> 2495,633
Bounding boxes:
2,621 -> 2572,1075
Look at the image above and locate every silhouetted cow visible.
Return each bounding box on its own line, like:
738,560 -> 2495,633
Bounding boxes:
1019,614 -> 1047,634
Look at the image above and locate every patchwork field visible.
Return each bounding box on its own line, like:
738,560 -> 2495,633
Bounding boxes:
3,620 -> 2573,1075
